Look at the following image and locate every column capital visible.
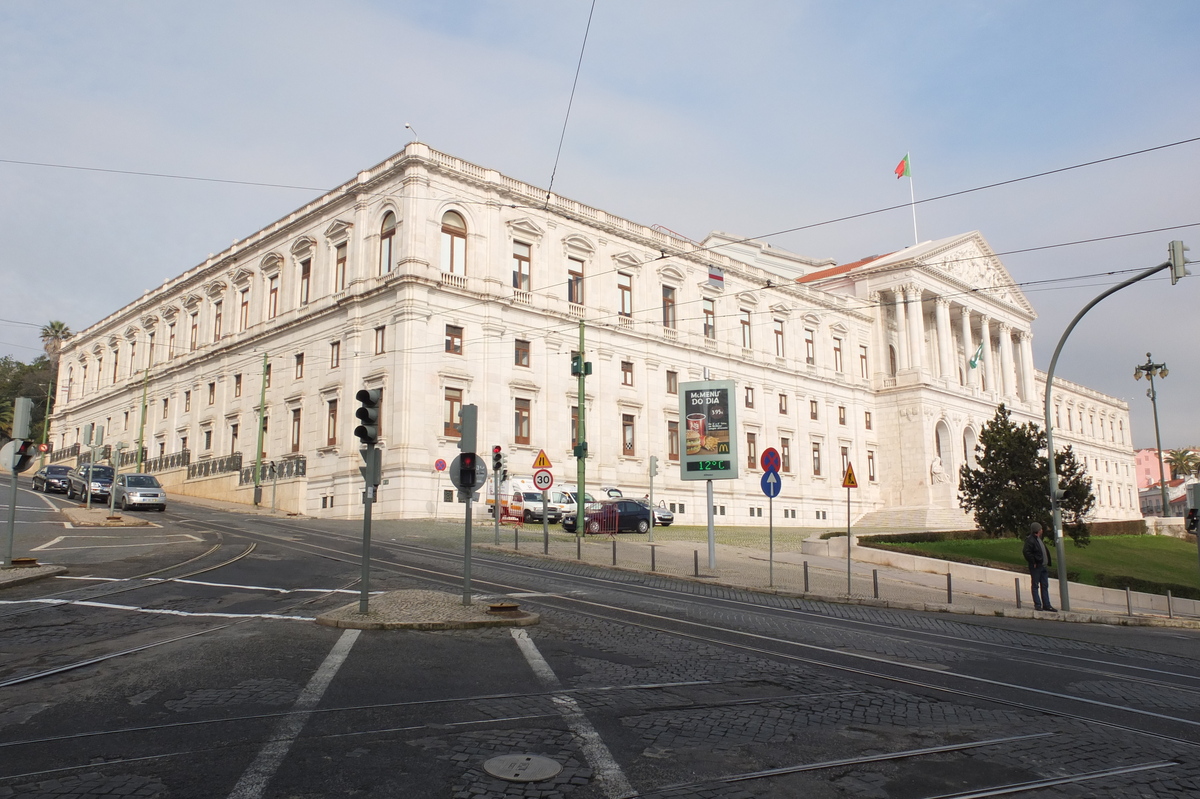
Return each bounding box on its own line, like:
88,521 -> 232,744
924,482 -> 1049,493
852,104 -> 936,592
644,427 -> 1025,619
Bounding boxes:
998,321 -> 1013,333
959,305 -> 972,319
935,296 -> 951,309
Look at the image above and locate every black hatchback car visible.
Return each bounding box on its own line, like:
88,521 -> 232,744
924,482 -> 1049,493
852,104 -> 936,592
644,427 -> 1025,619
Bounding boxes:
32,464 -> 72,493
66,464 -> 115,502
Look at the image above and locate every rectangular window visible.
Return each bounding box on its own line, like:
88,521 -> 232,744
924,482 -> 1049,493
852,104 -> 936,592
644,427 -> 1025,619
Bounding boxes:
864,411 -> 872,430
265,363 -> 272,388
239,289 -> 250,331
570,406 -> 579,448
838,406 -> 846,425
291,408 -> 301,453
260,415 -> 268,458
327,399 -> 338,446
567,257 -> 585,304
774,320 -> 785,357
234,374 -> 242,397
294,353 -> 304,379
184,390 -> 191,412
833,337 -> 843,372
268,276 -> 279,319
621,360 -> 634,386
162,398 -> 169,419
514,398 -> 531,444
111,351 -> 119,383
859,345 -> 869,378
204,429 -> 212,451
746,432 -> 758,470
668,420 -> 679,461
515,339 -> 530,367
778,394 -> 788,414
299,259 -> 311,305
781,438 -> 791,472
330,341 -> 341,368
617,272 -> 632,317
189,313 -> 199,351
805,329 -> 816,365
702,298 -> 715,339
622,414 -> 635,455
745,387 -> 755,408
230,423 -> 239,454
868,450 -> 877,482
146,332 -> 154,366
740,310 -> 752,348
444,388 -> 463,438
841,446 -> 850,477
512,242 -> 531,291
807,400 -> 817,420
666,370 -> 678,394
213,302 -> 223,342
167,324 -> 176,359
334,243 -> 347,292
812,442 -> 822,476
208,382 -> 216,405
374,326 -> 385,355
662,286 -> 677,329
445,325 -> 463,355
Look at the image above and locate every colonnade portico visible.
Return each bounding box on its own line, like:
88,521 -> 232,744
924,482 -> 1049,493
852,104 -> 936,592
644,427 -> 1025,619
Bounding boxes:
878,286 -> 1035,404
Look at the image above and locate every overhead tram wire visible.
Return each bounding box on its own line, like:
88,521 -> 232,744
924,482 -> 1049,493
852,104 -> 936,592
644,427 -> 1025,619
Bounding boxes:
543,0 -> 598,208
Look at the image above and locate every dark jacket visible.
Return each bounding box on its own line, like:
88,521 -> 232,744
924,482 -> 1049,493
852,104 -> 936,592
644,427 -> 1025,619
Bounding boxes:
1023,533 -> 1052,570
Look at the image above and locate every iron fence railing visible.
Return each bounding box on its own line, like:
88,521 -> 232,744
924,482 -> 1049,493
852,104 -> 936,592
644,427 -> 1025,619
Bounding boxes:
188,452 -> 243,480
143,450 -> 191,474
239,455 -> 307,486
50,443 -> 78,464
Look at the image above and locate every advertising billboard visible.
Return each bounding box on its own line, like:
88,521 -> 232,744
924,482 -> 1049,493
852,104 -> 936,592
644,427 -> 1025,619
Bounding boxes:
678,380 -> 739,481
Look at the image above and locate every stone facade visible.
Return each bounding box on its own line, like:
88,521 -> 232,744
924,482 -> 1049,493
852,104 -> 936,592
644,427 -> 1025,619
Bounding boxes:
48,143 -> 1140,526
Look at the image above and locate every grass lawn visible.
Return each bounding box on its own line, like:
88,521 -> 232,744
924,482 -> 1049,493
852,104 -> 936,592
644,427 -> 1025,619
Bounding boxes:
876,535 -> 1200,590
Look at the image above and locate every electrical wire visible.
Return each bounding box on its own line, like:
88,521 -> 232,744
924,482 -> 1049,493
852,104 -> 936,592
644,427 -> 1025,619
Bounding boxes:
544,0 -> 598,206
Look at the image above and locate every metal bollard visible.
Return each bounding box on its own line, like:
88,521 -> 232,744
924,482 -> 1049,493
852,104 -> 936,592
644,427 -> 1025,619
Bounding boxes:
694,549 -> 699,577
1126,586 -> 1133,616
515,525 -> 519,551
577,535 -> 581,560
612,539 -> 617,566
803,561 -> 809,593
651,544 -> 656,572
1168,590 -> 1173,619
946,572 -> 953,604
873,569 -> 879,599
1015,577 -> 1022,609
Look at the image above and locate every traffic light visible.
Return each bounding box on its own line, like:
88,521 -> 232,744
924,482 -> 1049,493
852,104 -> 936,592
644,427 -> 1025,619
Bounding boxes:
1187,509 -> 1198,534
1169,240 -> 1189,285
354,388 -> 382,446
459,452 -> 478,489
573,442 -> 588,459
12,440 -> 35,473
11,398 -> 32,439
570,354 -> 592,376
649,455 -> 659,477
492,445 -> 503,473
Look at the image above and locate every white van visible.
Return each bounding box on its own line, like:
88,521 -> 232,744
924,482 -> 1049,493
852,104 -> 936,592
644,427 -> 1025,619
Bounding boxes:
485,477 -> 564,523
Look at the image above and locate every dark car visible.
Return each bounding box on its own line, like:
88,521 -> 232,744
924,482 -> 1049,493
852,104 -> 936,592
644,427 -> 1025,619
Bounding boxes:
562,499 -> 651,535
66,464 -> 115,502
636,499 -> 674,527
112,473 -> 167,512
32,464 -> 72,493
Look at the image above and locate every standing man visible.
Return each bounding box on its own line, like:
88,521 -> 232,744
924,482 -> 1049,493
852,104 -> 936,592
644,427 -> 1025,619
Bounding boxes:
1022,522 -> 1056,612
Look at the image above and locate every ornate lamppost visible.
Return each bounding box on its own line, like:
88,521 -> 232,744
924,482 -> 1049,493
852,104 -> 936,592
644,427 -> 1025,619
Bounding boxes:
1134,353 -> 1170,517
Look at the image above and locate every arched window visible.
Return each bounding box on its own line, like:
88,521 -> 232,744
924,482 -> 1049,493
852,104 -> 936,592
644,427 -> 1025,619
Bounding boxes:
440,211 -> 467,274
379,212 -> 396,275
963,427 -> 978,469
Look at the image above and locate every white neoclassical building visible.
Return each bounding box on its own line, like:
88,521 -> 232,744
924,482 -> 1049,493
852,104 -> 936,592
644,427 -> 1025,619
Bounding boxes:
48,142 -> 1140,527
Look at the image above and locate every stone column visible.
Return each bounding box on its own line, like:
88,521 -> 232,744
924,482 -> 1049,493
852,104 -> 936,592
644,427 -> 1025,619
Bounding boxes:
960,306 -> 976,388
979,315 -> 995,394
1018,330 -> 1035,403
934,297 -> 951,379
871,292 -> 885,376
893,290 -> 909,370
905,286 -> 924,371
999,323 -> 1015,399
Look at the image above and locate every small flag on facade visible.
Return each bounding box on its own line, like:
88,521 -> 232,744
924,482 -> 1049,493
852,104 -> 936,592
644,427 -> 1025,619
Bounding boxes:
894,153 -> 911,179
969,341 -> 984,369
708,265 -> 725,288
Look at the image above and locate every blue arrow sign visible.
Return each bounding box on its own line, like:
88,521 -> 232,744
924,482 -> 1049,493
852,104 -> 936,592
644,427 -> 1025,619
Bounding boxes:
760,469 -> 782,498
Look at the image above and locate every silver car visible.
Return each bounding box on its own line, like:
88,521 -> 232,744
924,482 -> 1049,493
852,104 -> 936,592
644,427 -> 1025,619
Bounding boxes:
113,473 -> 167,512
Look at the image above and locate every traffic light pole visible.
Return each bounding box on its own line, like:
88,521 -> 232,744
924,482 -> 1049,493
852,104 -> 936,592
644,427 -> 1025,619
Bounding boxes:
576,320 -> 587,534
359,450 -> 376,615
4,446 -> 18,567
253,353 -> 268,506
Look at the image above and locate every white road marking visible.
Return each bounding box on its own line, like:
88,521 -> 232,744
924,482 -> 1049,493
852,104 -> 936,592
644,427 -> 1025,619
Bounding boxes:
511,629 -> 634,799
227,629 -> 360,799
32,533 -> 199,551
0,598 -> 314,621
54,574 -> 371,595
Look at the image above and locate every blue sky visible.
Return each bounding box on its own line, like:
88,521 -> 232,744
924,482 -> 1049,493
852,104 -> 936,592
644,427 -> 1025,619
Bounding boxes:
2,0 -> 1198,447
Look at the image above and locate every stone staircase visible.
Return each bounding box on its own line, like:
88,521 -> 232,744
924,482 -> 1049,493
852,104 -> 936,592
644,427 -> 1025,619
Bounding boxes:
853,505 -> 974,533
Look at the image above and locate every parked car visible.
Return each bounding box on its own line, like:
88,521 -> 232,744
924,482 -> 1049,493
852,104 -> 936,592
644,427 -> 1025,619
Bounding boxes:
636,499 -> 674,527
32,464 -> 72,493
112,473 -> 167,512
66,464 -> 115,502
516,491 -> 561,523
562,499 -> 652,535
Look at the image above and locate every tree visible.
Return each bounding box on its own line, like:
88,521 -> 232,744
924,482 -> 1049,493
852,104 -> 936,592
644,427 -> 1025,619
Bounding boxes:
958,404 -> 1094,546
39,320 -> 73,367
1165,449 -> 1199,480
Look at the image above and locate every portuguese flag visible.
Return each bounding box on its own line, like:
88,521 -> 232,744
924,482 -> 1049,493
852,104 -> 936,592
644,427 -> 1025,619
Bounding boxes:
894,153 -> 911,179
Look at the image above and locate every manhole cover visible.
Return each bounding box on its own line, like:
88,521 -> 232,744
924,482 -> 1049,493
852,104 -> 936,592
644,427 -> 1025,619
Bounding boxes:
482,754 -> 562,783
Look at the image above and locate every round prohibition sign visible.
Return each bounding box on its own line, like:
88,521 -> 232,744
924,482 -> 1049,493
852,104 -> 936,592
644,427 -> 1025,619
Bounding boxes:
532,469 -> 554,491
760,447 -> 782,473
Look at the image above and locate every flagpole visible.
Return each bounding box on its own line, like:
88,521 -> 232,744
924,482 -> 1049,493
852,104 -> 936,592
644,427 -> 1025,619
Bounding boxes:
908,168 -> 918,246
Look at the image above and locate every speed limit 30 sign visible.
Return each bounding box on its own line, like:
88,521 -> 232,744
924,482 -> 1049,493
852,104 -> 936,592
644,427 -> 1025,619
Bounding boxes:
532,469 -> 554,491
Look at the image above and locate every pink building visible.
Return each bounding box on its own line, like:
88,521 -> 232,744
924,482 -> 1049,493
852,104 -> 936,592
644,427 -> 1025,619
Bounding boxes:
1135,448 -> 1170,489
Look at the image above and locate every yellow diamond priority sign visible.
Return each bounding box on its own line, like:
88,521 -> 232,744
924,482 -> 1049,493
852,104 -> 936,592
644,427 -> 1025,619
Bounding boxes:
533,449 -> 553,469
842,463 -> 858,489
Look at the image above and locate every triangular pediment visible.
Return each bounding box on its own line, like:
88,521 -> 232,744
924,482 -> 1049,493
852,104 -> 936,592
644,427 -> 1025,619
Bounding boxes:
506,217 -> 545,241
324,219 -> 353,241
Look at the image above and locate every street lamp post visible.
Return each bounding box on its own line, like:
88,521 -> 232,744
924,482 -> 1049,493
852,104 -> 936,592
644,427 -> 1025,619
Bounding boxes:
1134,353 -> 1170,517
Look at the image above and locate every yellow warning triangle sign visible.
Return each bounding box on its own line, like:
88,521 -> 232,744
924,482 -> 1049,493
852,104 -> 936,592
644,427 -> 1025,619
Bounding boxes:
842,463 -> 858,489
533,449 -> 553,469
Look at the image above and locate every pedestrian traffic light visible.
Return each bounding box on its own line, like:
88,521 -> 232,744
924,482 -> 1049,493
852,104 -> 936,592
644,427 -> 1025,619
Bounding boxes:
1169,240 -> 1190,285
11,440 -> 35,473
1187,509 -> 1198,533
492,445 -> 502,473
459,451 -> 478,489
354,387 -> 382,446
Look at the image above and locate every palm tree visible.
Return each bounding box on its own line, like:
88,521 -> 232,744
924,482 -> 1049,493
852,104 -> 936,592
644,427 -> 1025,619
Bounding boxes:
39,320 -> 73,366
1165,449 -> 1199,480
